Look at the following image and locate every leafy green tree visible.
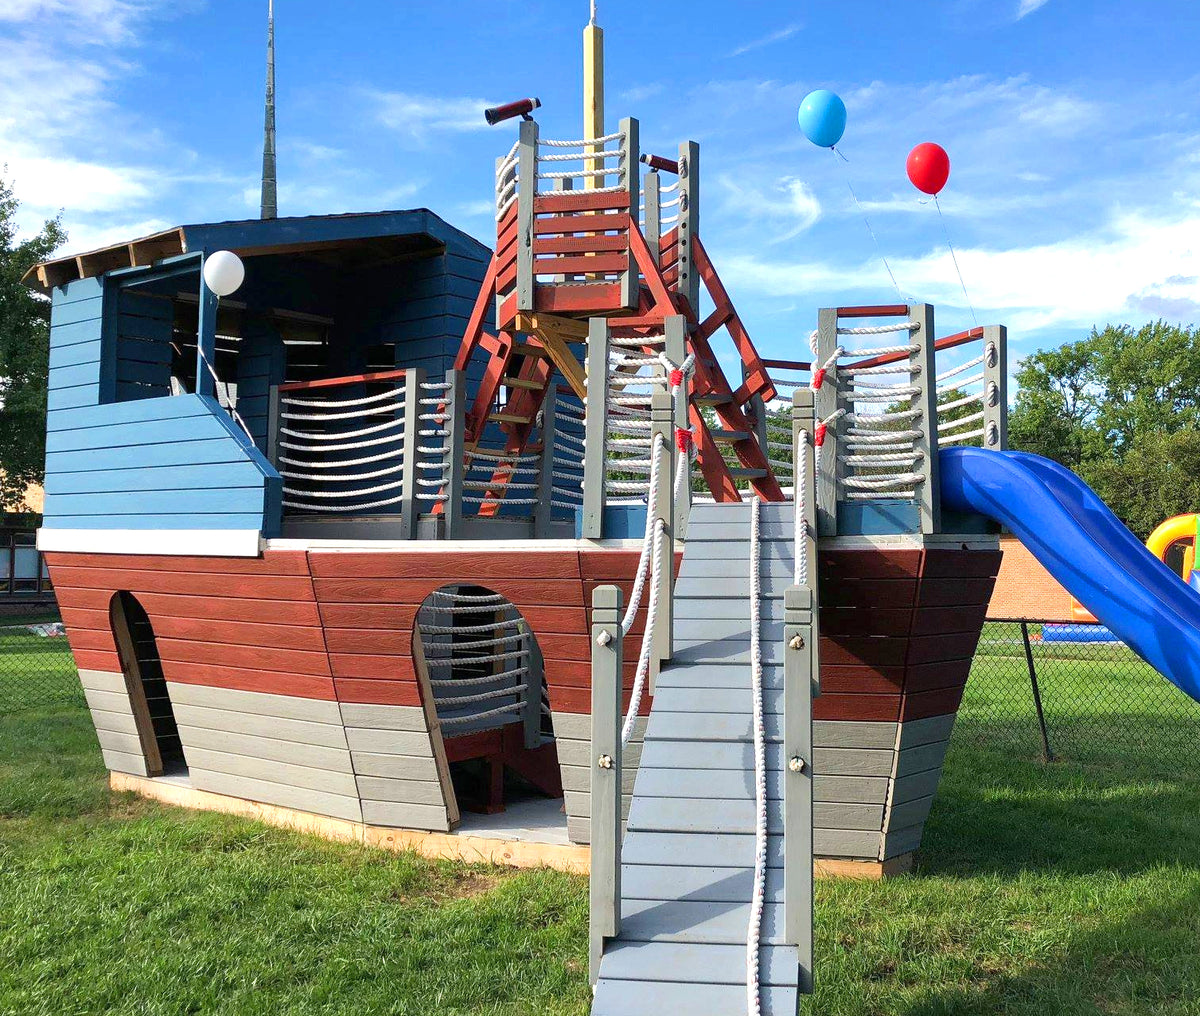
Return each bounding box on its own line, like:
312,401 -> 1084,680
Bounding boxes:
0,172 -> 66,510
1008,321 -> 1200,539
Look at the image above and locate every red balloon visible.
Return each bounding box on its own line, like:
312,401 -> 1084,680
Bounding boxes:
907,142 -> 950,196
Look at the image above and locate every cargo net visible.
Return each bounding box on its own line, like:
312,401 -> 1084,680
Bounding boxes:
415,588 -> 549,738
812,320 -> 926,502
277,374 -> 408,514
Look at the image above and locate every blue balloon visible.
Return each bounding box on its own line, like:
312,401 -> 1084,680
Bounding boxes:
797,89 -> 846,148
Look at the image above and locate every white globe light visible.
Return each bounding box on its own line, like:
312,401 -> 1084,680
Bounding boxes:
202,250 -> 245,297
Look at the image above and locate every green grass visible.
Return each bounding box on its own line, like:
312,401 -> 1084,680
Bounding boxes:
3,680 -> 1200,1014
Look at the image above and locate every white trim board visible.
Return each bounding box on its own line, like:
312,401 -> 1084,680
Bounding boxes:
265,538 -> 646,553
38,529 -> 264,558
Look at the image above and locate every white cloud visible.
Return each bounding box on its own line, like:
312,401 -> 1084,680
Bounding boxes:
0,0 -> 177,44
1016,0 -> 1051,19
729,23 -> 802,58
370,90 -> 495,140
717,174 -> 822,241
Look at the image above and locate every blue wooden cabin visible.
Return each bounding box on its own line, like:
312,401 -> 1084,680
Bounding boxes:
27,210 -> 570,556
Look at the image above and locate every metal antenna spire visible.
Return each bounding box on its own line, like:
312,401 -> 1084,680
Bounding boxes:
260,0 -> 278,219
589,0 -> 597,25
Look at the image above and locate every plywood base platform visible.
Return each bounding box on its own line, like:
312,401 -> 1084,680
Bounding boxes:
111,772 -> 912,879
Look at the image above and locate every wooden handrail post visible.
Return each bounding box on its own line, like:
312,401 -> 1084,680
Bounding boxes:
677,141 -> 700,315
983,324 -> 1008,450
619,117 -> 640,310
589,584 -> 623,984
442,368 -> 466,539
665,314 -> 690,541
400,367 -> 424,540
582,317 -> 611,538
533,395 -> 557,539
814,307 -> 839,536
785,387 -> 818,995
515,118 -> 538,314
909,303 -> 941,534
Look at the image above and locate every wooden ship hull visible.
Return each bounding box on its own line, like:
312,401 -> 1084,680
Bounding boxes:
50,536 -> 999,868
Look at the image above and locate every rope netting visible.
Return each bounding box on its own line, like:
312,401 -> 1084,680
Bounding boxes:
278,375 -> 410,514
416,588 -> 542,737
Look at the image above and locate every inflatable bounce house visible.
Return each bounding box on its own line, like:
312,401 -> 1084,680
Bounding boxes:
23,8 -> 1200,1013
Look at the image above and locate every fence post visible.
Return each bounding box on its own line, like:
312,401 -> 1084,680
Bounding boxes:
1020,620 -> 1055,763
677,141 -> 700,315
589,584 -> 623,984
665,314 -> 690,539
909,303 -> 941,535
400,367 -> 425,540
533,396 -> 557,539
266,383 -> 281,468
983,324 -> 1008,450
814,307 -> 839,536
620,117 -> 640,310
515,118 -> 538,314
650,368 -> 675,681
523,637 -> 545,751
643,169 -> 661,265
785,388 -> 818,994
582,317 -> 611,539
441,369 -> 466,540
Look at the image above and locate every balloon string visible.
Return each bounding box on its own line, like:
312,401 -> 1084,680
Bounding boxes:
833,149 -> 904,301
934,194 -> 978,328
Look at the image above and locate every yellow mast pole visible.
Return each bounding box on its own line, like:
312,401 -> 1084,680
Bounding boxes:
583,0 -> 604,189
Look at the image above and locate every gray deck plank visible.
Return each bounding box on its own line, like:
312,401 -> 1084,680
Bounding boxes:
648,685 -> 783,715
593,980 -> 797,1016
627,797 -> 782,835
620,865 -> 783,905
643,711 -> 783,743
598,940 -> 797,985
618,898 -> 786,945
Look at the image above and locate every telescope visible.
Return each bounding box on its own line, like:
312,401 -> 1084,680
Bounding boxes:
640,153 -> 680,174
484,98 -> 542,126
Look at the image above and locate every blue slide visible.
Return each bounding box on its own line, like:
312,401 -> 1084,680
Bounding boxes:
940,446 -> 1200,703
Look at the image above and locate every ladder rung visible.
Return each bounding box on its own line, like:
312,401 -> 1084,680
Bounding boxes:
513,343 -> 549,358
696,393 -> 732,406
729,467 -> 768,479
502,376 -> 542,391
710,428 -> 750,443
489,412 -> 533,425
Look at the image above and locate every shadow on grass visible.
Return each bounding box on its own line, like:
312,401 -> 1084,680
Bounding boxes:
920,741 -> 1200,878
897,884 -> 1200,1016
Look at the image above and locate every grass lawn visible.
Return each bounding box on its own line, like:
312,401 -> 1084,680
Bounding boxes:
3,668 -> 1200,1014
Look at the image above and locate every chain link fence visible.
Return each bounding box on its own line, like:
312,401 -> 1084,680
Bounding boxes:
957,619 -> 1200,774
0,612 -> 83,713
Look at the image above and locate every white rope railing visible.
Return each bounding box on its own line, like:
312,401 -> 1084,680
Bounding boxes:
746,495 -> 767,1016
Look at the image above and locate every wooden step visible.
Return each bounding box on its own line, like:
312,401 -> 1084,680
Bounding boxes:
709,428 -> 750,443
488,412 -> 533,425
728,467 -> 768,480
512,342 -> 549,358
695,393 -> 732,406
502,376 -> 543,391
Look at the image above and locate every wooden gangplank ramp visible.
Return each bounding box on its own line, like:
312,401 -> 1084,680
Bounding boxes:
592,501 -> 803,1016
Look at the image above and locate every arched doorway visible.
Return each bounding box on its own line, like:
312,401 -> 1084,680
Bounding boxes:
413,585 -> 560,814
109,591 -> 185,777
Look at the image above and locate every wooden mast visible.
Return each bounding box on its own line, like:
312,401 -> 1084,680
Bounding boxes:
583,1 -> 604,189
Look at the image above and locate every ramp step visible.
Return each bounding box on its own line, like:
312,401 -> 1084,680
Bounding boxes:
621,865 -> 784,905
627,796 -> 783,835
632,767 -> 783,801
593,979 -> 797,1016
621,830 -> 784,868
599,940 -> 797,985
643,710 -> 784,742
647,685 -> 784,715
618,898 -> 787,945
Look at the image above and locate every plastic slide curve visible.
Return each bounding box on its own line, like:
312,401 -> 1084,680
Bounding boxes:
939,446 -> 1200,704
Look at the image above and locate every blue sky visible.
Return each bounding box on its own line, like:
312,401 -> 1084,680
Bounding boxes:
3,0 -> 1199,370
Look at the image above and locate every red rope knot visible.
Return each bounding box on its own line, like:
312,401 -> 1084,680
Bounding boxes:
812,367 -> 827,391
675,427 -> 693,453
814,423 -> 828,448
669,368 -> 684,390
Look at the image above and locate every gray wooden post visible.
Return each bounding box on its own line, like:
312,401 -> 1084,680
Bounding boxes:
589,584 -> 623,984
440,369 -> 466,540
523,638 -> 545,751
619,117 -> 640,310
643,170 -> 661,265
650,371 -> 674,681
196,260 -> 218,399
515,118 -> 538,313
785,387 -> 818,995
400,367 -> 425,540
677,141 -> 700,315
665,314 -> 690,540
983,324 -> 1008,450
909,304 -> 940,534
582,318 -> 611,539
265,384 -> 281,469
533,396 -> 557,539
814,307 -> 840,536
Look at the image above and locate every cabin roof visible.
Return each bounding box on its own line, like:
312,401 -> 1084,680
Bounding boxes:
23,208 -> 489,294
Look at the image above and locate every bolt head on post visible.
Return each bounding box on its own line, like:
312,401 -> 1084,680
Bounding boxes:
788,635 -> 806,650
789,756 -> 806,774
597,754 -> 613,770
